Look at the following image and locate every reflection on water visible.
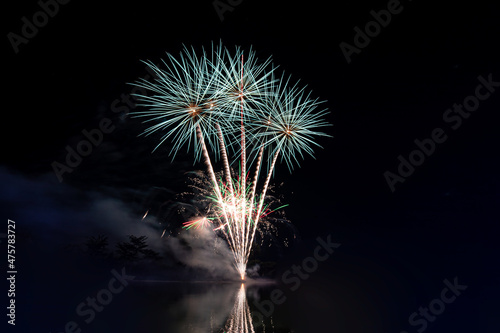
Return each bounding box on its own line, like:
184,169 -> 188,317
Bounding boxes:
224,284 -> 255,333
164,281 -> 284,333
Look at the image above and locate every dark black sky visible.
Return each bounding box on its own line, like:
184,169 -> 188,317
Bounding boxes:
2,0 -> 500,332
4,0 -> 499,232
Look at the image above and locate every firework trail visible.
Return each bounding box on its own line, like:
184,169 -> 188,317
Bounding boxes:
131,42 -> 330,279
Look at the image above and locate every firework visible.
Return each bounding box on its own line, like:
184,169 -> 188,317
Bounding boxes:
131,42 -> 330,279
182,217 -> 212,230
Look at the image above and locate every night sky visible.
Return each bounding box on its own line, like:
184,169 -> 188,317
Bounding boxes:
2,0 -> 500,332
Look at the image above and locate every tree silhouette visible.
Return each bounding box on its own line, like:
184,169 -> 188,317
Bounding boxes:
85,235 -> 109,257
115,235 -> 161,262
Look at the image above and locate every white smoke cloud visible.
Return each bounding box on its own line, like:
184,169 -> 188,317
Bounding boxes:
166,226 -> 236,279
0,166 -> 158,245
0,166 -> 236,278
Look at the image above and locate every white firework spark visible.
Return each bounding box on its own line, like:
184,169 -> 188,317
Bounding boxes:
131,42 -> 330,279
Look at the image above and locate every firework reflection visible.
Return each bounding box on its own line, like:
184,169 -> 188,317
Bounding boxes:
224,283 -> 255,333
